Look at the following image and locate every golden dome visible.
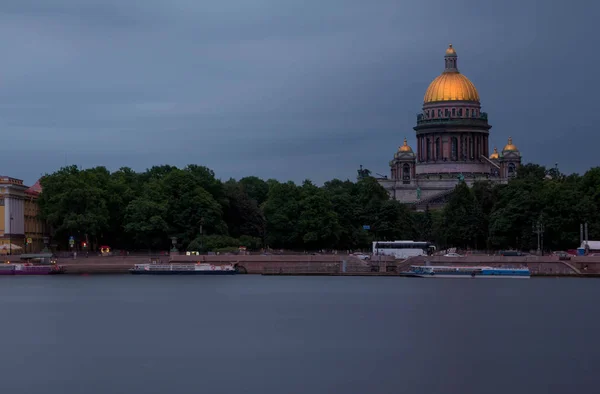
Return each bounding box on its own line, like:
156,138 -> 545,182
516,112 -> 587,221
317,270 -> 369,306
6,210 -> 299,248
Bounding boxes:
423,44 -> 480,104
489,147 -> 499,160
424,72 -> 480,103
503,137 -> 518,152
398,138 -> 413,152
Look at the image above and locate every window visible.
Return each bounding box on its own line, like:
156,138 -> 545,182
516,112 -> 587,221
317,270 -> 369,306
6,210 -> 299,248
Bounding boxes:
435,138 -> 441,159
452,108 -> 456,117
426,138 -> 432,161
458,108 -> 462,117
444,108 -> 449,117
469,138 -> 474,160
451,137 -> 458,161
402,164 -> 411,184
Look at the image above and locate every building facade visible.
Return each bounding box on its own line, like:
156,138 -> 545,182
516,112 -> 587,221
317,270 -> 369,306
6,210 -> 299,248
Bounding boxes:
0,176 -> 47,254
379,45 -> 521,210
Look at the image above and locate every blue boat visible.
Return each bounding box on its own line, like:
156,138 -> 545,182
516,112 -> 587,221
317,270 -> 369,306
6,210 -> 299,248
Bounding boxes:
406,265 -> 530,278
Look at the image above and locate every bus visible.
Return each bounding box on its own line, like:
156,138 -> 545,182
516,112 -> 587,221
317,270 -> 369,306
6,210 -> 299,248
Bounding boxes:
372,241 -> 435,259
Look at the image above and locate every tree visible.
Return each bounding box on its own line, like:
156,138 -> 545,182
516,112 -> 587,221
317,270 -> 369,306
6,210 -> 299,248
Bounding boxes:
239,176 -> 269,206
38,166 -> 111,249
222,179 -> 265,239
442,182 -> 480,249
36,161 -> 600,254
124,183 -> 170,249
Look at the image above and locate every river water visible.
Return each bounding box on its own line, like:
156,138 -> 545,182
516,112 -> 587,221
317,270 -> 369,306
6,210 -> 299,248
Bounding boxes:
0,275 -> 597,394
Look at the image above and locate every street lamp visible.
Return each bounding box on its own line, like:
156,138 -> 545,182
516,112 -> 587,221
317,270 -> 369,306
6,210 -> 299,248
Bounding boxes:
9,215 -> 13,256
199,216 -> 204,251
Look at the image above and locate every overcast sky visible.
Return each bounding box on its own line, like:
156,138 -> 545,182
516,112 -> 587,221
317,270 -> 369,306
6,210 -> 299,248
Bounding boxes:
0,0 -> 597,186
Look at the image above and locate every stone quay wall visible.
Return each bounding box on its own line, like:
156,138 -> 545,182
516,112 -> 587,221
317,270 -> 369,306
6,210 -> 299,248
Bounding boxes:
1,254 -> 599,276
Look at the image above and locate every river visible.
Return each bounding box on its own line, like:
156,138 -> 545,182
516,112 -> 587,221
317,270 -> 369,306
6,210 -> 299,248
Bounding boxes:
0,275 -> 597,394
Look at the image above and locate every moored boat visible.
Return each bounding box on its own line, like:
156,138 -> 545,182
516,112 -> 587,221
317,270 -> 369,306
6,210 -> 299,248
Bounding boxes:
129,262 -> 237,275
405,265 -> 530,278
0,263 -> 65,275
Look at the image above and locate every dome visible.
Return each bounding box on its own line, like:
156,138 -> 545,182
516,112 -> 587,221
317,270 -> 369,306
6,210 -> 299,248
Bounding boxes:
398,138 -> 413,153
503,137 -> 518,152
445,44 -> 457,56
424,72 -> 480,103
489,147 -> 499,160
423,45 -> 480,104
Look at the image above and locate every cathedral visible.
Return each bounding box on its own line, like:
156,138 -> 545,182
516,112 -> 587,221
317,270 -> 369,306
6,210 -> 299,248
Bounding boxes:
377,44 -> 521,210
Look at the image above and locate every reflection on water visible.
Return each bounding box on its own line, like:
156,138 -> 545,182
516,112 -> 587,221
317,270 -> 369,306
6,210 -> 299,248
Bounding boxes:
0,276 -> 597,394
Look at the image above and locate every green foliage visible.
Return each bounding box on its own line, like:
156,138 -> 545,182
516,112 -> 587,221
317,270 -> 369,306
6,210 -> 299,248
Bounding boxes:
37,163 -> 600,253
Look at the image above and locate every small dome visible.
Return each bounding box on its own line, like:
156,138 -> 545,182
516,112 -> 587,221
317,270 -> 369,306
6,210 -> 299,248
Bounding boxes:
503,137 -> 518,152
445,44 -> 457,56
398,138 -> 413,153
489,147 -> 499,160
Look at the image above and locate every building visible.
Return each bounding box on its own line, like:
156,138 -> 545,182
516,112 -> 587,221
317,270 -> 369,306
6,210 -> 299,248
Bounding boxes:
378,44 -> 521,210
0,176 -> 47,254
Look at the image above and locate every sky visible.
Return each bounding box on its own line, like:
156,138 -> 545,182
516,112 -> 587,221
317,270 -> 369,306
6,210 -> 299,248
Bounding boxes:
0,0 -> 597,186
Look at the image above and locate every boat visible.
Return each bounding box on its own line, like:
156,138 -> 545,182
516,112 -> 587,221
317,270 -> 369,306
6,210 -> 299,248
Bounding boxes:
129,262 -> 237,275
404,265 -> 530,278
0,262 -> 65,275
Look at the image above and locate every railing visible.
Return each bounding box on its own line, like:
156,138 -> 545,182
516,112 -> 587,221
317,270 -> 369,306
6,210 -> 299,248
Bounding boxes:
263,262 -> 373,275
480,154 -> 500,169
415,113 -> 489,126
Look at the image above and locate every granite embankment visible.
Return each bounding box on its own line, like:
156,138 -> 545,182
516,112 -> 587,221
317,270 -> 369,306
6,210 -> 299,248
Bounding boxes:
1,253 -> 598,276
21,254 -> 387,275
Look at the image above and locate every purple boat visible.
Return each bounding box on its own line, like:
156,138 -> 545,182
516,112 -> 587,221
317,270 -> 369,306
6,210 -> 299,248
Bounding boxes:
0,263 -> 64,275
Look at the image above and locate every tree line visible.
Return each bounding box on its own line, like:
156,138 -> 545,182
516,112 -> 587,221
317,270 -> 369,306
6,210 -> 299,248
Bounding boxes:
37,163 -> 600,253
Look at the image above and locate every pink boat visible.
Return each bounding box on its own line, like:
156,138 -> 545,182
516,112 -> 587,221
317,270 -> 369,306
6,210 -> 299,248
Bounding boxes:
0,263 -> 64,275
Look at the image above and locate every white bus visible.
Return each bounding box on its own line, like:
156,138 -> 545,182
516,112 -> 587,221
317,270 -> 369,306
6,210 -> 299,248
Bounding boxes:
372,241 -> 435,259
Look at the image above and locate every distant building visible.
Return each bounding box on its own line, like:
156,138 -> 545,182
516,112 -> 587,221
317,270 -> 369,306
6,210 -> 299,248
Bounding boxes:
0,176 -> 47,253
378,45 -> 521,210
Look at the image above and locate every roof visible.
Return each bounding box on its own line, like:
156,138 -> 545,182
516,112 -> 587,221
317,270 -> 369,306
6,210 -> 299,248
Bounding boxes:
25,179 -> 42,196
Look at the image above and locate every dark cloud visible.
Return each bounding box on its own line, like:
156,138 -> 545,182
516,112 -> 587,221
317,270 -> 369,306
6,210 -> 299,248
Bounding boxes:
0,0 -> 597,185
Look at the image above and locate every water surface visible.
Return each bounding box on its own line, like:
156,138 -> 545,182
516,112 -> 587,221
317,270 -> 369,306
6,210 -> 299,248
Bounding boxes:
0,276 -> 597,394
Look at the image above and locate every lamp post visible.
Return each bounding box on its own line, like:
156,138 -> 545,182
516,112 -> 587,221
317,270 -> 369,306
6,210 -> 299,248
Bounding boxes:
42,236 -> 50,253
532,219 -> 545,256
9,215 -> 13,256
199,217 -> 204,252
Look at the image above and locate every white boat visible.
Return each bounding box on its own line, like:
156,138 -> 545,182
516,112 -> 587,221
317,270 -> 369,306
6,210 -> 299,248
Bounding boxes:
130,263 -> 237,275
406,265 -> 530,278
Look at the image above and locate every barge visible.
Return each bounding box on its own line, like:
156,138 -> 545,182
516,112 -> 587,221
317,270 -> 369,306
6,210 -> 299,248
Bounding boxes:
0,263 -> 65,275
130,262 -> 237,275
405,265 -> 530,278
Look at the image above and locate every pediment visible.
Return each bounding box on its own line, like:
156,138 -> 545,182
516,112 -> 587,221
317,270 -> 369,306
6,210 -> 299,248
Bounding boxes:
501,151 -> 521,159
